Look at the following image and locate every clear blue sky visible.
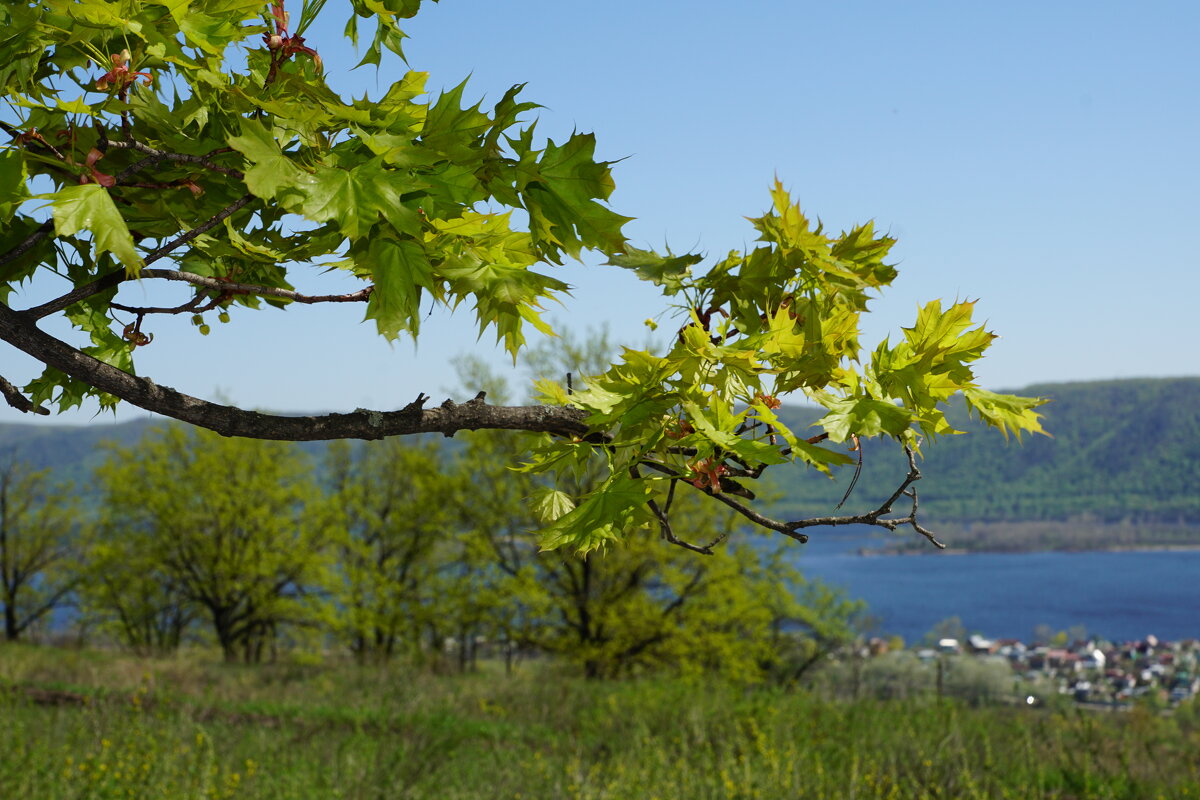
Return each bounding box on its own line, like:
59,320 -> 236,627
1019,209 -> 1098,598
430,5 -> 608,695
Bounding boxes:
3,0 -> 1197,424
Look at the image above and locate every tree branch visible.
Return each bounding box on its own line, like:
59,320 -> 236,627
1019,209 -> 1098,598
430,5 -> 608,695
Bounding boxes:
101,270 -> 374,318
105,140 -> 244,181
44,268 -> 371,319
21,194 -> 256,321
635,466 -> 728,555
0,300 -> 589,441
637,444 -> 946,549
110,294 -> 214,318
130,270 -> 374,305
0,373 -> 49,415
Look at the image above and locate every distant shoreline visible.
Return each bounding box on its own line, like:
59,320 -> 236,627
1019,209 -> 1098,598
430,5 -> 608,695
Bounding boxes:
859,543 -> 1200,557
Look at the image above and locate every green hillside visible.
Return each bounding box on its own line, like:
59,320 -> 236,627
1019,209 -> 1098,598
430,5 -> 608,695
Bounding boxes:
771,377 -> 1200,527
0,417 -> 159,490
0,416 -> 329,496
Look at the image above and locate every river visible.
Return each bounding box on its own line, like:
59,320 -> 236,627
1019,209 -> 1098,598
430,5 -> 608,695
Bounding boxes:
788,529 -> 1200,644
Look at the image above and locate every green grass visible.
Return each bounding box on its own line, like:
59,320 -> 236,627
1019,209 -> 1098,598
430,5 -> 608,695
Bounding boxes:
2,644 -> 1199,799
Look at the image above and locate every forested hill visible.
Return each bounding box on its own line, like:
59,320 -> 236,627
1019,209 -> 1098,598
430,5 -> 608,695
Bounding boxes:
771,377 -> 1200,527
0,416 -> 329,493
0,417 -> 155,485
3,377 -> 1198,528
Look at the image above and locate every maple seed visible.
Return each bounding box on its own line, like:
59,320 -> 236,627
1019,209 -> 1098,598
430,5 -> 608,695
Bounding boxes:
84,148 -> 116,187
264,0 -> 322,71
121,323 -> 153,348
665,419 -> 695,440
688,458 -> 728,492
96,49 -> 153,92
754,393 -> 782,410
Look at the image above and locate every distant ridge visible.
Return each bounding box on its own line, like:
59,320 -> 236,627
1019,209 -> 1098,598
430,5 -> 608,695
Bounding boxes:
771,376 -> 1200,529
0,413 -> 331,490
0,417 -> 161,487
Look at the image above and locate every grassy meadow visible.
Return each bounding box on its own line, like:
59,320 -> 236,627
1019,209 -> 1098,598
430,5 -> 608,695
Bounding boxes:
3,645 -> 1200,799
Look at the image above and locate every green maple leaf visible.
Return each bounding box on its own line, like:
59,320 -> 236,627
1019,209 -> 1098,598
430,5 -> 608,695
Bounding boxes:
964,387 -> 1048,441
751,180 -> 833,258
606,246 -> 701,294
350,71 -> 427,132
298,159 -> 419,238
484,83 -> 540,159
819,395 -> 913,441
437,247 -> 567,357
0,218 -> 47,299
179,11 -> 255,55
902,299 -> 995,375
363,238 -> 436,340
830,221 -> 898,287
421,78 -> 491,162
64,0 -> 144,33
529,487 -> 576,524
537,472 -> 651,554
0,150 -> 29,223
518,132 -> 631,261
47,184 -> 143,276
531,377 -> 572,406
353,8 -> 414,65
227,122 -> 313,202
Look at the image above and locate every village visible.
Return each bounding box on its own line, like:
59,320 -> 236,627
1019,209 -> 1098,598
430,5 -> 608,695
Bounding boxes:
901,633 -> 1200,708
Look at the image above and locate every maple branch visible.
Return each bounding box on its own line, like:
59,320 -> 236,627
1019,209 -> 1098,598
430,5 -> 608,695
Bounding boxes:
638,444 -> 946,548
634,466 -> 728,555
0,300 -> 589,441
106,273 -> 373,318
110,294 -> 215,317
0,373 -> 49,415
106,140 -> 244,181
126,270 -> 375,306
0,120 -> 67,161
634,458 -> 812,545
142,194 -> 256,261
21,194 -> 255,321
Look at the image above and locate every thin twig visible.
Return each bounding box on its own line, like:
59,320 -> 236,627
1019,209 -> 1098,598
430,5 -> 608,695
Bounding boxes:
107,140 -> 244,181
110,294 -> 209,317
129,271 -> 374,305
835,434 -> 863,509
637,442 -> 946,549
0,121 -> 68,162
635,458 -> 811,545
0,374 -> 48,415
633,465 -> 728,555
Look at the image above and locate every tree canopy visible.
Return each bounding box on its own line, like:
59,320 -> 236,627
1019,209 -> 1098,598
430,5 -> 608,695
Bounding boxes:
0,0 -> 1046,552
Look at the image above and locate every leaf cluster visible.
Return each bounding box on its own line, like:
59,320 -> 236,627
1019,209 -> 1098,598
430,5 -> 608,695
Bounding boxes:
1,0 -> 628,413
525,183 -> 1046,552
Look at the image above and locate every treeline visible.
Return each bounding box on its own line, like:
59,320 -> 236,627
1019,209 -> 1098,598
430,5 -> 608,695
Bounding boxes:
770,377 -> 1200,527
865,519 -> 1200,555
0,426 -> 865,681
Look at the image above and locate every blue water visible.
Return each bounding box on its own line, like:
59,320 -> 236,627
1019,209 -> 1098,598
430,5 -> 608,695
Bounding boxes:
787,530 -> 1200,644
